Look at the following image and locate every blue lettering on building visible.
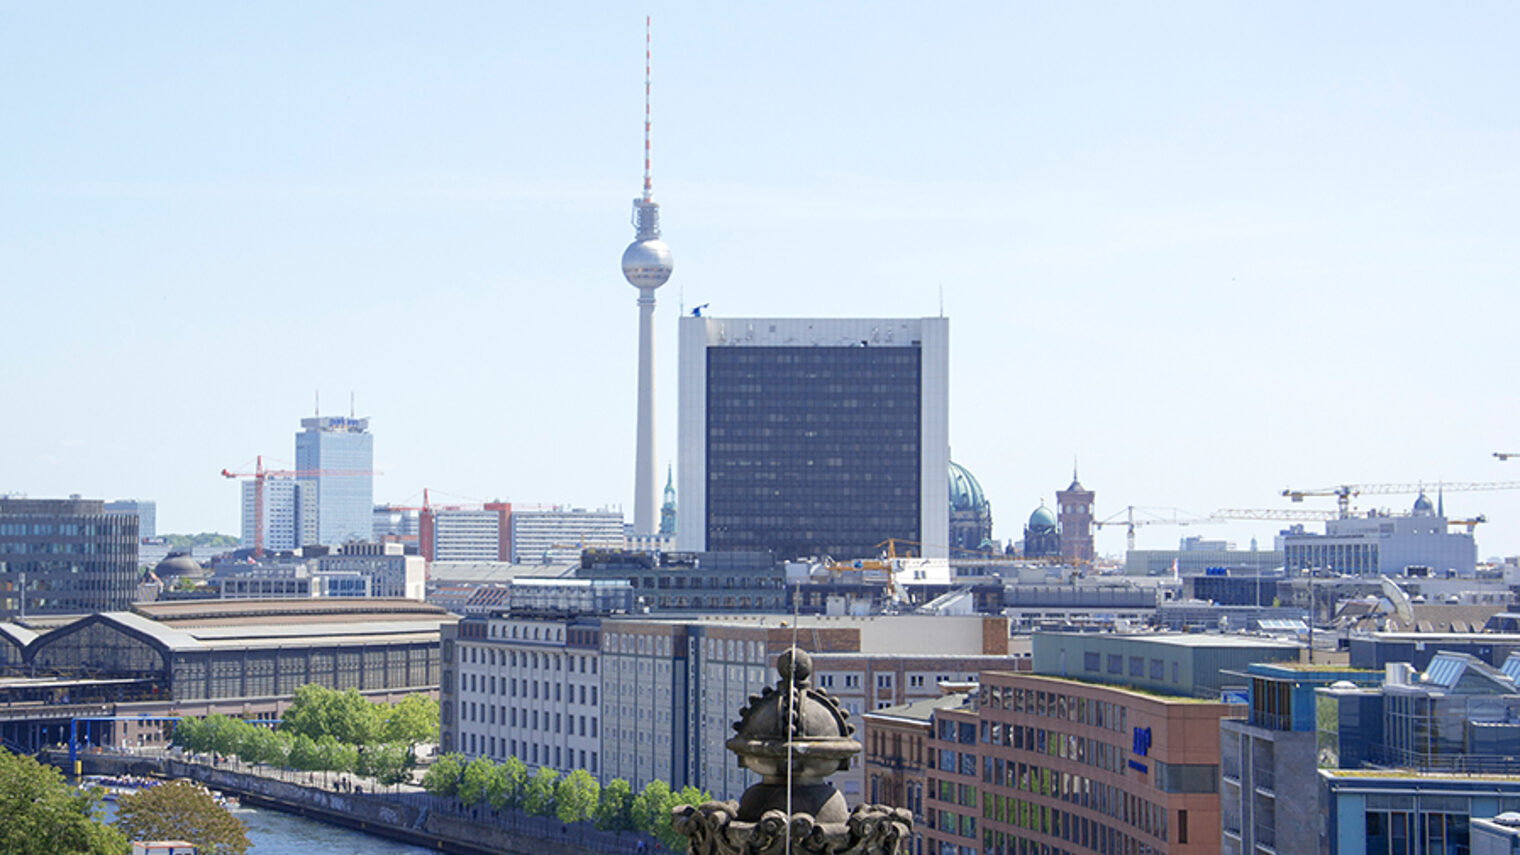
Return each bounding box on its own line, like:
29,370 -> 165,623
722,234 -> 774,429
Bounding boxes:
1132,726 -> 1151,757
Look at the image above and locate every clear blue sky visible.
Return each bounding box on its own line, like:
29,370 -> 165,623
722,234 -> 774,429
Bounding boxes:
4,3 -> 1518,557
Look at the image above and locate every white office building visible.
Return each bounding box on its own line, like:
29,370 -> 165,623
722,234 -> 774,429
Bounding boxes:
240,478 -> 306,552
1278,494 -> 1477,576
373,505 -> 420,542
432,509 -> 505,562
443,613 -> 603,775
510,508 -> 624,564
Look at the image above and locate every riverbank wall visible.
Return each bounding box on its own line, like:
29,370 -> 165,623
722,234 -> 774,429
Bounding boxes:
46,751 -> 648,855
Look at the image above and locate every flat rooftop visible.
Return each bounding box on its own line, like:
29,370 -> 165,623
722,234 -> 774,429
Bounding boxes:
132,598 -> 451,627
1037,631 -> 1300,649
427,562 -> 577,583
1362,632 -> 1520,642
987,673 -> 1240,705
864,692 -> 971,724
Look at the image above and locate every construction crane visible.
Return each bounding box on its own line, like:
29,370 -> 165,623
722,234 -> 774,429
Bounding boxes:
1094,506 -> 1215,552
1448,515 -> 1488,534
1221,504 -> 1486,534
1282,481 -> 1520,518
220,456 -> 379,558
1211,508 -> 1339,522
379,489 -> 489,560
1497,453 -> 1520,461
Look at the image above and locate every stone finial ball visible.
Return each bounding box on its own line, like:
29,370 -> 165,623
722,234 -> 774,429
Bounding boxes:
777,648 -> 812,684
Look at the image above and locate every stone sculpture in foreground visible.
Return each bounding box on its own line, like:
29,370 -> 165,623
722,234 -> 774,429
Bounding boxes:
673,648 -> 913,855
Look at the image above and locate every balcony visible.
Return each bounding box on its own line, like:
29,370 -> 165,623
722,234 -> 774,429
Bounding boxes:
1248,710 -> 1293,731
1222,756 -> 1241,783
1251,765 -> 1274,794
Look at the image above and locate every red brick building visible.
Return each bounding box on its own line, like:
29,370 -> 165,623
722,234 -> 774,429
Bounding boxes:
1056,475 -> 1095,565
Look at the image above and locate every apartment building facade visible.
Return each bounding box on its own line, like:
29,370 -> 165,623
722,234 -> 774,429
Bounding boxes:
924,671 -> 1240,855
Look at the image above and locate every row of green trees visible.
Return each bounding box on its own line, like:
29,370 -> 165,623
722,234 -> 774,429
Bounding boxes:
173,686 -> 439,786
422,753 -> 707,849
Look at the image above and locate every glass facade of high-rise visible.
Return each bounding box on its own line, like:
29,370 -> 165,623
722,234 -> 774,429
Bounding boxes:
295,416 -> 374,547
704,345 -> 922,559
0,498 -> 138,617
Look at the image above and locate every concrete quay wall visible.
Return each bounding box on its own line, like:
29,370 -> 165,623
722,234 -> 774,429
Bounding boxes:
47,751 -> 637,855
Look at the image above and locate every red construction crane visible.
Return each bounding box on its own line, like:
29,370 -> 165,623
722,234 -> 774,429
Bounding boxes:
220,456 -> 378,558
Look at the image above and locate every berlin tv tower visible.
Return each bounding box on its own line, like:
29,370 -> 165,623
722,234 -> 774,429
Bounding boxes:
622,16 -> 673,537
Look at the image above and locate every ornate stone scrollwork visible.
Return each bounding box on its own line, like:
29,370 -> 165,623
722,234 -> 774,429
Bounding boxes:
674,648 -> 913,855
674,802 -> 913,855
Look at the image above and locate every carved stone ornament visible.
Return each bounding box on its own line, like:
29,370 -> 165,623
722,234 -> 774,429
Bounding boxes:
673,648 -> 913,855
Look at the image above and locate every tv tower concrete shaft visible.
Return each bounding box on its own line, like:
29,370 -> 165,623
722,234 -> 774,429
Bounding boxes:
634,287 -> 658,535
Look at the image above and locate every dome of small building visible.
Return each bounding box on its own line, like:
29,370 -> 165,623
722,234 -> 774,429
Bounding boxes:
1329,680 -> 1360,691
153,553 -> 205,581
1028,504 -> 1057,532
948,461 -> 988,513
1412,492 -> 1434,513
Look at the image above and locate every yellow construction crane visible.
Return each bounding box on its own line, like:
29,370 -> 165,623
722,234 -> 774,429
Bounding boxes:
1448,515 -> 1488,534
1282,481 -> 1520,518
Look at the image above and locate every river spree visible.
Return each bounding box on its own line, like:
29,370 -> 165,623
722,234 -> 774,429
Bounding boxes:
234,803 -> 436,855
104,800 -> 435,854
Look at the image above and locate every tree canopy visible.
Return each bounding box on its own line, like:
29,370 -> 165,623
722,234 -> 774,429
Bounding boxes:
381,693 -> 439,749
357,741 -> 413,786
631,780 -> 710,849
458,755 -> 495,806
279,685 -> 382,745
523,766 -> 558,817
487,756 -> 526,811
593,777 -> 634,831
0,749 -> 126,855
410,750 -> 704,845
422,752 -> 465,798
116,781 -> 250,855
554,769 -> 599,825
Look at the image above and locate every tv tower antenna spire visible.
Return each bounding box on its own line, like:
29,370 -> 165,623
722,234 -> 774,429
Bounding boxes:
622,16 -> 674,538
643,14 -> 653,202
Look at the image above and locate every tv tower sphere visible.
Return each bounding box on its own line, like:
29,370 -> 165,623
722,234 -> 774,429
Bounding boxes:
622,232 -> 673,290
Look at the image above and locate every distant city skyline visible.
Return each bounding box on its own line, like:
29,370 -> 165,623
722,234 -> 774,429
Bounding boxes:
3,4 -> 1518,557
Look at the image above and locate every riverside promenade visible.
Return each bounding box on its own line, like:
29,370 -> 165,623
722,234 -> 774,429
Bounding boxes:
47,748 -> 657,855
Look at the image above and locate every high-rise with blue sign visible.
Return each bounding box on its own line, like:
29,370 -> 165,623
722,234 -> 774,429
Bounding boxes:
295,416 -> 374,547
